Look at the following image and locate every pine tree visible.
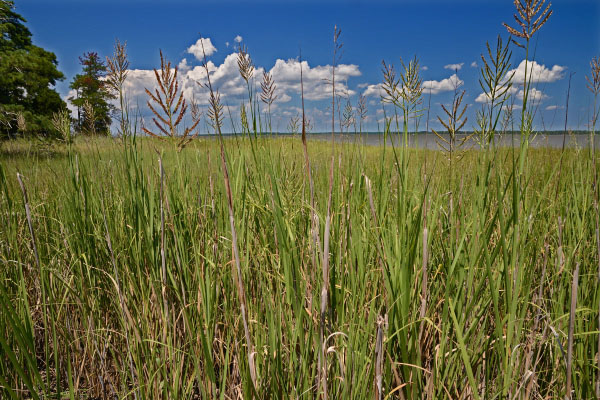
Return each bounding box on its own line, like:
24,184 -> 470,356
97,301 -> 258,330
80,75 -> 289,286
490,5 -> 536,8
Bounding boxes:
69,52 -> 115,135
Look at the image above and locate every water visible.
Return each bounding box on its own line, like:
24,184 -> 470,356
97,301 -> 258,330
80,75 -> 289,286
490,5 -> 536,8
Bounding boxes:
307,132 -> 598,149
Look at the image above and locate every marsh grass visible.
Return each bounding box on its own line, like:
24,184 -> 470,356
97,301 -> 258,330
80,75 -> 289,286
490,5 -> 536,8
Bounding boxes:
1,2 -> 600,399
1,136 -> 599,399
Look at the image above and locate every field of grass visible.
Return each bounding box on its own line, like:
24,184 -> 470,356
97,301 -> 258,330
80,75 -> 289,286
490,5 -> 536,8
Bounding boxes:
0,133 -> 599,399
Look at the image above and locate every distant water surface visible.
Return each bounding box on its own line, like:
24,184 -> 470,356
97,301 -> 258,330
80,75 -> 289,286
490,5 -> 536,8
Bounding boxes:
306,133 -> 598,149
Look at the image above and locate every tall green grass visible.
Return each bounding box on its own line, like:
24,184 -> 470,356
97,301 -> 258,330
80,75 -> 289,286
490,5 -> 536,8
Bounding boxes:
0,132 -> 598,398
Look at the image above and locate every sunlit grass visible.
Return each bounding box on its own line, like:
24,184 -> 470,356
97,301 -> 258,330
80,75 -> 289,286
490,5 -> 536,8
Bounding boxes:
0,133 -> 598,398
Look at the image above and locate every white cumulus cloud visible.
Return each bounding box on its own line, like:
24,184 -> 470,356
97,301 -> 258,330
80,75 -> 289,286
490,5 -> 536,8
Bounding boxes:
470,61 -> 478,68
509,59 -> 566,84
187,37 -> 217,61
444,63 -> 464,71
423,74 -> 464,94
234,35 -> 243,43
268,58 -> 361,101
517,87 -> 547,102
117,52 -> 362,113
64,89 -> 79,117
361,83 -> 383,97
475,86 -> 547,104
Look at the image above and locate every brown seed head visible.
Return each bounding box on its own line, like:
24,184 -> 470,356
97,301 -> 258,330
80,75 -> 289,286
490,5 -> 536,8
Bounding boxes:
237,44 -> 254,84
503,0 -> 553,47
260,71 -> 278,106
586,56 -> 600,95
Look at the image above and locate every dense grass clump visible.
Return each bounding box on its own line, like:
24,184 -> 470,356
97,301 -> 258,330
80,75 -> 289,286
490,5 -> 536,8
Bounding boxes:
0,134 -> 599,399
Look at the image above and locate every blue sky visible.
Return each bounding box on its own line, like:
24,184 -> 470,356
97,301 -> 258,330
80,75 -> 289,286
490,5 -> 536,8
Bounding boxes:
17,0 -> 600,132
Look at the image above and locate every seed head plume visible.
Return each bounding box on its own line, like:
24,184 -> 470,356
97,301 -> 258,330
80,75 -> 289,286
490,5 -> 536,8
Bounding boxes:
106,39 -> 129,94
381,61 -> 400,108
106,39 -> 130,138
237,44 -> 254,84
586,56 -> 600,96
476,35 -> 515,144
342,99 -> 355,132
399,56 -> 424,115
198,41 -> 224,134
433,90 -> 470,162
357,95 -> 367,122
503,0 -> 553,48
260,71 -> 277,107
143,50 -> 199,151
586,56 -> 600,152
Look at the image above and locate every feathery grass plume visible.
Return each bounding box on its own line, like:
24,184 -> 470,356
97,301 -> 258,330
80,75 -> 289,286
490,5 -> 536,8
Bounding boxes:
381,56 -> 423,144
51,109 -> 72,144
476,35 -> 515,147
82,100 -> 97,135
287,114 -> 300,134
200,35 -> 258,392
237,44 -> 257,134
260,71 -> 277,106
206,89 -> 224,134
342,99 -> 355,133
237,44 -> 255,85
240,102 -> 249,134
503,0 -> 552,145
260,71 -> 277,133
190,95 -> 203,132
586,56 -> 600,151
399,56 -> 424,125
106,39 -> 130,138
503,0 -> 553,48
381,61 -> 400,106
357,95 -> 367,133
15,111 -> 26,135
433,90 -> 469,163
381,58 -> 424,116
143,50 -> 199,151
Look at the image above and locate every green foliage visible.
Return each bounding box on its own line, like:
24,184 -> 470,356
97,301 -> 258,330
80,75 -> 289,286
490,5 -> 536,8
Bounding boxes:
69,52 -> 115,135
0,137 -> 598,398
0,1 -> 66,140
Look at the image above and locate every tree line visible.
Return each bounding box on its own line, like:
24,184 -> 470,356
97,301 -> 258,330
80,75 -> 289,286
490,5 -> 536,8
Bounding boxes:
0,1 -> 115,140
